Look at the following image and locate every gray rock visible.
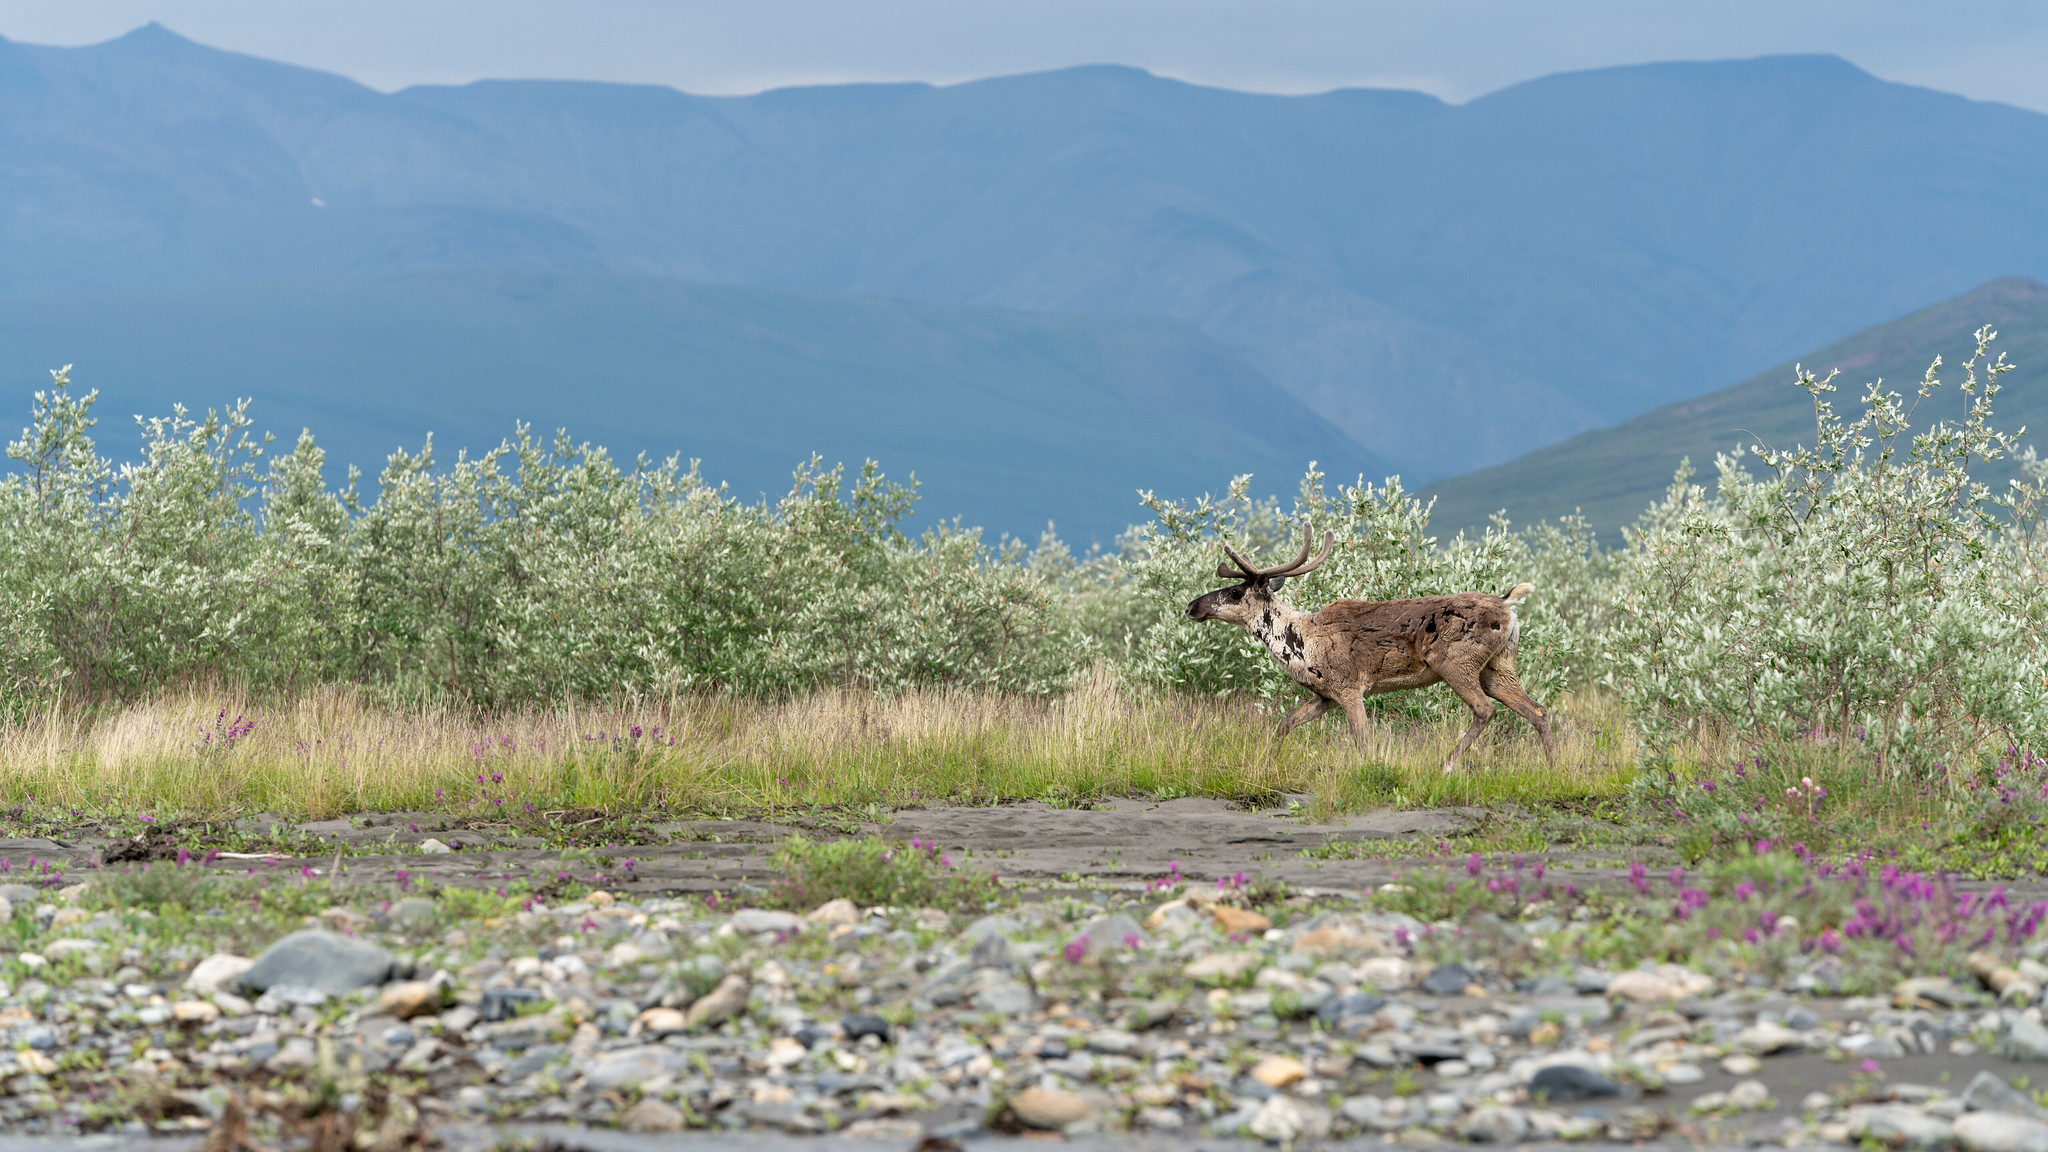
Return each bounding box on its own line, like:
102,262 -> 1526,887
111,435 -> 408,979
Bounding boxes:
253,984 -> 329,1013
1355,1042 -> 1399,1067
1965,1071 -> 2048,1120
1573,967 -> 1614,994
481,987 -> 543,1023
1076,913 -> 1149,954
727,909 -> 802,936
1728,1079 -> 1772,1110
1957,1112 -> 2048,1152
240,931 -> 395,995
1422,963 -> 1478,996
970,974 -> 1038,1015
969,932 -> 1015,972
1849,1105 -> 1956,1149
1529,996 -> 1613,1025
841,1013 -> 892,1043
584,1046 -> 690,1091
959,914 -> 1023,943
1459,1105 -> 1530,1143
1529,1065 -> 1622,1102
2008,1016 -> 2048,1062
389,898 -> 438,930
1248,1095 -> 1332,1143
1317,992 -> 1386,1024
1340,1096 -> 1385,1126
1397,1040 -> 1468,1063
1736,1020 -> 1806,1054
1842,1032 -> 1908,1059
0,884 -> 37,906
919,956 -> 974,1003
1087,1029 -> 1140,1055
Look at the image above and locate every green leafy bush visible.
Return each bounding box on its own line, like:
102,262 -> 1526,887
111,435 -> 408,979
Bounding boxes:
1596,328 -> 2048,767
0,376 -> 1092,709
767,835 -> 1002,913
3,319 -> 2042,782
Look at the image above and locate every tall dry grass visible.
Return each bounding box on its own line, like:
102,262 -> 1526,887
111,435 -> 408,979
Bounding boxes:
0,674 -> 1640,819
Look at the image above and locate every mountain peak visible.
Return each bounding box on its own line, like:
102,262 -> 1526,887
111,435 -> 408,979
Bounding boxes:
108,22 -> 205,53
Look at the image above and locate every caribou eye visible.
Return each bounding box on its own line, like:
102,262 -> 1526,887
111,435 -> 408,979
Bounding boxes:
1224,588 -> 1244,601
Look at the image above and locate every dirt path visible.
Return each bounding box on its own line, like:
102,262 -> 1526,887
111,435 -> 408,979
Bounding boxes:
9,797 -> 2043,902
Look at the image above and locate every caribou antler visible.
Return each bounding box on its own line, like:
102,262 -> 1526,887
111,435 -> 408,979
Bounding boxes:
1216,524 -> 1334,581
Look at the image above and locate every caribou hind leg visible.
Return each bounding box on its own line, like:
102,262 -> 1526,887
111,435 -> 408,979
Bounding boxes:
1275,695 -> 1336,743
1437,666 -> 1497,773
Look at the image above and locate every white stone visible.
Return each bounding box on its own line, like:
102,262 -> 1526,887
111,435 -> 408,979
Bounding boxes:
1605,964 -> 1713,1003
1957,1112 -> 2048,1152
1184,951 -> 1265,982
185,953 -> 255,995
1736,1020 -> 1805,1055
1359,956 -> 1416,989
417,838 -> 452,854
1459,1106 -> 1530,1143
1848,1105 -> 1955,1149
1728,1079 -> 1771,1111
726,909 -> 803,936
1248,1094 -> 1331,1143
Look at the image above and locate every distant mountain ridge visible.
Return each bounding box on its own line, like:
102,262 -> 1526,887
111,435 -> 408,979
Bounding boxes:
0,270 -> 1373,542
8,26 -> 2048,524
1423,277 -> 2048,539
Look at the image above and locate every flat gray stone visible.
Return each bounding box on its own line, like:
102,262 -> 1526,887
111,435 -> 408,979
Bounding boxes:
960,914 -> 1023,943
727,909 -> 802,935
970,974 -> 1038,1015
240,930 -> 395,994
389,898 -> 438,930
1075,913 -> 1148,954
584,1045 -> 691,1091
1966,1071 -> 2048,1121
1529,1065 -> 1622,1102
2008,1016 -> 2048,1062
1957,1112 -> 2048,1152
1849,1105 -> 1955,1149
1421,963 -> 1477,996
1459,1105 -> 1529,1143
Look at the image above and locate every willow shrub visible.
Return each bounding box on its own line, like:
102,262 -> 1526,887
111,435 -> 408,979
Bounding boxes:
0,370 -> 1093,711
1599,328 -> 2048,770
4,323 -> 2044,777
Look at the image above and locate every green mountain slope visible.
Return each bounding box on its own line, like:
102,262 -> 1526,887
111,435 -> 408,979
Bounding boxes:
1422,277 -> 2048,539
0,270 -> 1380,542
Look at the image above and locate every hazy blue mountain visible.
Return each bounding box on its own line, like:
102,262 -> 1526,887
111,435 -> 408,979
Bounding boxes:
1422,278 -> 2048,539
0,270 -> 1375,542
8,26 -> 2048,490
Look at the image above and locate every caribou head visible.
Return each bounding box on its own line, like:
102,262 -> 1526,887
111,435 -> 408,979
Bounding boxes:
1185,524 -> 1334,625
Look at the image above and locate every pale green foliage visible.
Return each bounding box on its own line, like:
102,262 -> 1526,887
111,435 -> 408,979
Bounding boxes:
1598,327 -> 2048,765
3,325 -> 2044,775
0,385 -> 1091,709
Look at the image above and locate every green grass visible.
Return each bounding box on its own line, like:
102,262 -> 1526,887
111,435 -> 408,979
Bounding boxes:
0,682 -> 1632,821
5,684 -> 2047,876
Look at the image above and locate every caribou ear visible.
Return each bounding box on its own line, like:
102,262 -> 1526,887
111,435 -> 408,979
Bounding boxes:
1268,576 -> 1286,593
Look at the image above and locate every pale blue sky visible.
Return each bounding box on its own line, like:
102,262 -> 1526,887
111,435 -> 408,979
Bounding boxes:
5,1 -> 2047,110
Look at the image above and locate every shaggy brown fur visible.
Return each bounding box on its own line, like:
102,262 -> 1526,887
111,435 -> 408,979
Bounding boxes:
1187,526 -> 1555,773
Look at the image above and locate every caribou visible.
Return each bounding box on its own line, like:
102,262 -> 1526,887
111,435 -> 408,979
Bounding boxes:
1186,525 -> 1555,772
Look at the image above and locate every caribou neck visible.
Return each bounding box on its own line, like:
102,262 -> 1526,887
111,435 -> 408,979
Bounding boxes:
1245,599 -> 1315,682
